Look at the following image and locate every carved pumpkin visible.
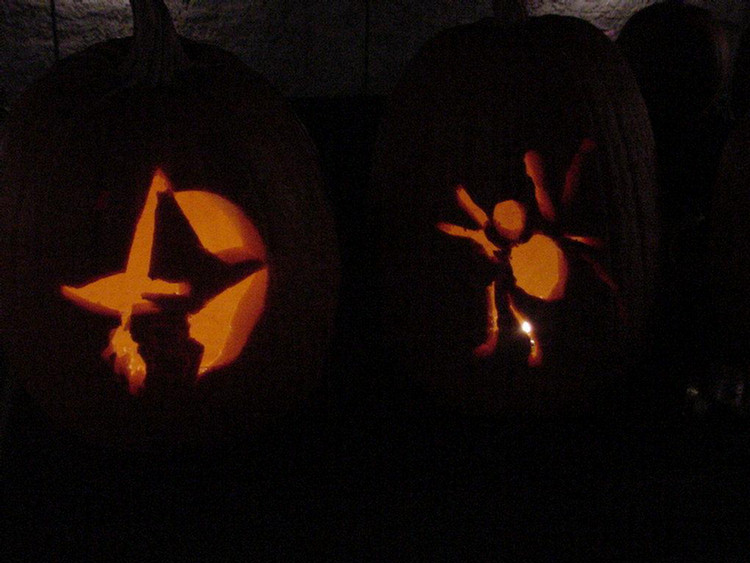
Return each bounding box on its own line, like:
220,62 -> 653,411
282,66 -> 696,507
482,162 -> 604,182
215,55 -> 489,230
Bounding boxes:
0,0 -> 338,448
371,15 -> 658,417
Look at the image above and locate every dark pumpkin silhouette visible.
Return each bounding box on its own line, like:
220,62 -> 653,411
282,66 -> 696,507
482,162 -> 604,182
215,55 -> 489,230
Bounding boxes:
0,0 -> 338,449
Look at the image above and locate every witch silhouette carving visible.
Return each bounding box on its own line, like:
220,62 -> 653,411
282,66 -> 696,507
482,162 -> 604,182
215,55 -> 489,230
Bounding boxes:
61,169 -> 269,394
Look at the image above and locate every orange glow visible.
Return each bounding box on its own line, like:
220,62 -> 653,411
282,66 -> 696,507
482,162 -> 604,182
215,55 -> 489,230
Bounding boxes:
474,281 -> 500,357
562,139 -> 596,206
456,184 -> 489,228
438,186 -> 567,366
436,222 -> 501,262
524,150 -> 556,222
510,233 -> 568,301
564,234 -> 603,248
104,318 -> 148,393
436,140 -> 613,368
61,169 -> 268,394
174,191 -> 267,264
492,200 -> 526,241
61,170 -> 190,318
509,297 -> 542,367
188,267 -> 269,374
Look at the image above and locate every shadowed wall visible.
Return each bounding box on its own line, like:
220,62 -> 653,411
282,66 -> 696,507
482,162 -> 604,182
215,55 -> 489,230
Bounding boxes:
2,1 -> 747,108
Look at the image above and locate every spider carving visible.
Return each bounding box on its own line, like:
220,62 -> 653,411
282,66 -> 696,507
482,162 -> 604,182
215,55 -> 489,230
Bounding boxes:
436,139 -> 616,366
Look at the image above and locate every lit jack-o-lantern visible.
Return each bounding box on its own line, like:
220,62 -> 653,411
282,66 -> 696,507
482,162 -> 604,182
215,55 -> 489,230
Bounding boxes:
0,0 -> 338,447
371,15 -> 658,416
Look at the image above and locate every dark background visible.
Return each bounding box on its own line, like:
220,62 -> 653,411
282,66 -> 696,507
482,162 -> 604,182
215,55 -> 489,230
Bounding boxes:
1,1 -> 748,105
3,1 -> 750,561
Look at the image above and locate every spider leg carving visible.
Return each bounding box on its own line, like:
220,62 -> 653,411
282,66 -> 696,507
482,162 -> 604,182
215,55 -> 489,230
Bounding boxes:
437,186 -> 501,262
508,295 -> 542,367
455,184 -> 490,228
436,222 -> 500,262
524,150 -> 556,222
474,281 -> 500,358
437,187 -> 503,357
563,139 -> 596,206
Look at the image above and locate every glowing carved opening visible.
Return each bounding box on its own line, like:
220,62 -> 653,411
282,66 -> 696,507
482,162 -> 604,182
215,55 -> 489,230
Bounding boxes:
475,282 -> 500,358
510,233 -> 568,301
510,298 -> 541,367
436,139 -> 611,367
438,186 -> 563,365
61,169 -> 269,394
493,200 -> 526,241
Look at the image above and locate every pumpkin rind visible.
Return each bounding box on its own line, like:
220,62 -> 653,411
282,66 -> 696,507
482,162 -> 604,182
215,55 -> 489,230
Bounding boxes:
708,114 -> 750,363
0,35 -> 338,448
371,16 -> 658,417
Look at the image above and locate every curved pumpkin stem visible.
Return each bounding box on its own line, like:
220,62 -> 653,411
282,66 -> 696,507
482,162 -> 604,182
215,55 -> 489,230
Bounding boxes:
121,0 -> 189,86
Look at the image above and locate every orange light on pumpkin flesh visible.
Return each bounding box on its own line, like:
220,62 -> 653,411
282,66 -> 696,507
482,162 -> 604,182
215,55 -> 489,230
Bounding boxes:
523,150 -> 556,222
436,139 -> 611,366
510,233 -> 568,301
493,199 -> 526,241
438,187 -> 565,364
173,190 -> 268,372
475,281 -> 500,358
436,222 -> 501,262
564,234 -> 603,248
456,184 -> 490,228
509,297 -> 541,367
61,169 -> 269,394
562,138 -> 596,207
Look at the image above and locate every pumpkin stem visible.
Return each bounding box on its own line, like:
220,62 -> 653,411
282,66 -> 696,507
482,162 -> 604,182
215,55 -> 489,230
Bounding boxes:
120,0 -> 189,86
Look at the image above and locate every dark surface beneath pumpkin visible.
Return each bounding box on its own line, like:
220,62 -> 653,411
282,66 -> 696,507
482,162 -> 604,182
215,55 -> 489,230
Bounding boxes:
2,378 -> 750,561
2,95 -> 750,561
